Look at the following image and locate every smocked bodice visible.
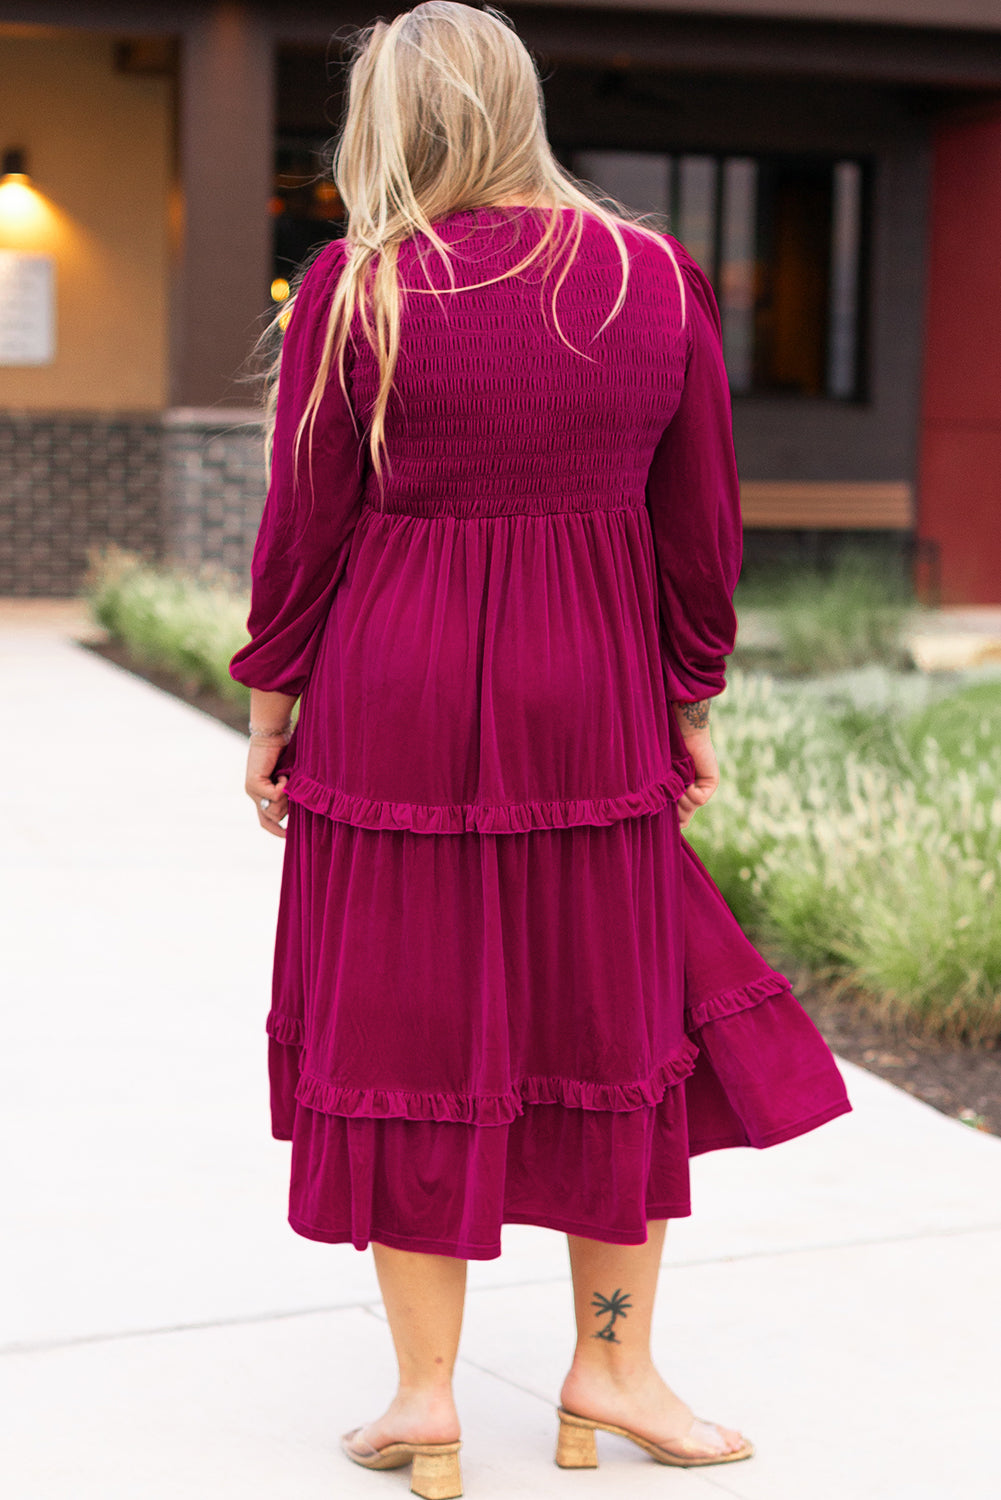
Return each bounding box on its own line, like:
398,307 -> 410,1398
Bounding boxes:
229,206 -> 743,833
351,207 -> 686,515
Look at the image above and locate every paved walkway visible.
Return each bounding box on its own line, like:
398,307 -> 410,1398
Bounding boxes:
3,600 -> 1000,1500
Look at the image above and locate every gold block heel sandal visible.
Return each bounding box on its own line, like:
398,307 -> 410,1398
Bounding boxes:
341,1430 -> 463,1499
555,1406 -> 754,1470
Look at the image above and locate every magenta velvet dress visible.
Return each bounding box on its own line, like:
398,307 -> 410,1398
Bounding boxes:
229,205 -> 850,1259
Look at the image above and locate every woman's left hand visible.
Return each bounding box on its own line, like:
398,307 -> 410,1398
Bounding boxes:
245,739 -> 290,840
675,726 -> 719,831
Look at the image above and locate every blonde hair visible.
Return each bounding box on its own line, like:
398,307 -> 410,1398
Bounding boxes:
265,2 -> 686,503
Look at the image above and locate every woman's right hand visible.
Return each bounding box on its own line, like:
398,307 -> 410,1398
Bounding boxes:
245,739 -> 290,840
672,701 -> 719,830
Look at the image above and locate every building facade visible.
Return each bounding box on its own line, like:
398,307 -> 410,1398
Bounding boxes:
2,0 -> 1000,601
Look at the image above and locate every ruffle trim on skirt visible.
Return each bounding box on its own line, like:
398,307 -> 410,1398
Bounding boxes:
267,1011 -> 699,1125
267,960 -> 850,1151
685,969 -> 793,1030
266,970 -> 851,1256
284,766 -> 693,834
267,1010 -> 305,1047
681,968 -> 851,1154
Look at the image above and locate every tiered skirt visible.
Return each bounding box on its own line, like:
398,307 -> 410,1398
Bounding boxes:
265,795 -> 851,1260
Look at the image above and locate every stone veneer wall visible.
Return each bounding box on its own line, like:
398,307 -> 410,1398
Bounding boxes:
0,408 -> 267,596
160,408 -> 266,585
0,411 -> 164,596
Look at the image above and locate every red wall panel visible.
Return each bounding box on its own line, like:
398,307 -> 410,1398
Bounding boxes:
918,104 -> 1001,604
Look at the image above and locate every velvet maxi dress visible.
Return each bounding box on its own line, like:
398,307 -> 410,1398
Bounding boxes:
229,206 -> 851,1260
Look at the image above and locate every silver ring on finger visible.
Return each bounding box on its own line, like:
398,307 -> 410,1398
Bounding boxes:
259,797 -> 271,811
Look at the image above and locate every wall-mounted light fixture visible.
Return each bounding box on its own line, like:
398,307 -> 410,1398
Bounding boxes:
1,147 -> 30,185
0,145 -> 56,365
0,143 -> 58,258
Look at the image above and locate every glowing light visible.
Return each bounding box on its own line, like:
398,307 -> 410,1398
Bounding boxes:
314,182 -> 341,215
278,306 -> 293,331
270,276 -> 290,302
0,178 -> 56,246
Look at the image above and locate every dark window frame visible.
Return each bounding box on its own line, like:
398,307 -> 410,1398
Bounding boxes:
560,144 -> 874,405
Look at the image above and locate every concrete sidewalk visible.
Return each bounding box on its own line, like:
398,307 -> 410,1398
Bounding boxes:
2,602 -> 1000,1500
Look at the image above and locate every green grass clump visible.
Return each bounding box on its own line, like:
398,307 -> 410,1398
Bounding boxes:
81,544 -> 252,707
733,551 -> 913,676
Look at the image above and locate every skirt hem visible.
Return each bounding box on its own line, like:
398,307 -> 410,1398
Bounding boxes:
287,1197 -> 694,1261
689,1096 -> 853,1156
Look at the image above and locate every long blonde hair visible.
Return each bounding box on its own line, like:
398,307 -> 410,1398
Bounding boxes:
265,2 -> 686,502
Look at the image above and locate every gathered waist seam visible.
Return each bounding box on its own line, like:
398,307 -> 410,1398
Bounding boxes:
359,499 -> 646,520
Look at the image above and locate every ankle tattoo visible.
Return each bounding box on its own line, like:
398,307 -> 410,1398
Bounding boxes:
591,1288 -> 632,1343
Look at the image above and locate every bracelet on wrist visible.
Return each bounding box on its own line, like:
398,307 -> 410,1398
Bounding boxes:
249,720 -> 293,744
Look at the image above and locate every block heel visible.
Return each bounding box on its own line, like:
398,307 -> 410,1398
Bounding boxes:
555,1405 -> 754,1470
555,1409 -> 599,1468
341,1430 -> 462,1498
410,1445 -> 463,1499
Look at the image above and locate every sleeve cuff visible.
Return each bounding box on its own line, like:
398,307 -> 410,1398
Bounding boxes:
661,661 -> 727,703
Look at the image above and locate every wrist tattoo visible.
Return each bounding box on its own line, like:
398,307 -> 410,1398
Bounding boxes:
591,1288 -> 632,1343
676,699 -> 710,732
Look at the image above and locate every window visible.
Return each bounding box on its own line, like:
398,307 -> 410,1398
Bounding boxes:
270,136 -> 346,287
571,149 -> 869,400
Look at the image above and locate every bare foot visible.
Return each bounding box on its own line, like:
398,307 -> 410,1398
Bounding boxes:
344,1386 -> 461,1456
560,1363 -> 748,1459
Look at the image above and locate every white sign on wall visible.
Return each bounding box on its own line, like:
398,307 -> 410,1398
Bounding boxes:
0,251 -> 56,365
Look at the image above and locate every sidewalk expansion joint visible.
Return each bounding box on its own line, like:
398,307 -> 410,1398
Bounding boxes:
5,1219 -> 999,1359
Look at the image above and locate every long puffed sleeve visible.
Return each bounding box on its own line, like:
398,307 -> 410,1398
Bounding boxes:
644,238 -> 742,702
229,239 -> 365,697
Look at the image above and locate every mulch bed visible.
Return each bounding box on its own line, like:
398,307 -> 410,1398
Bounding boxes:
793,974 -> 1000,1138
84,637 -> 253,736
82,634 -> 1001,1140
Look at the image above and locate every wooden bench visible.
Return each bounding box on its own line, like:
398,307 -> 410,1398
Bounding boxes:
738,480 -> 938,599
739,481 -> 913,531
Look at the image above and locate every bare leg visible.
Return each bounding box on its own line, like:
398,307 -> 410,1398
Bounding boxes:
344,1242 -> 466,1453
560,1222 -> 748,1458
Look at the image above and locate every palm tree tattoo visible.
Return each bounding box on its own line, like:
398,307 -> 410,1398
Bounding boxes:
591,1288 -> 632,1343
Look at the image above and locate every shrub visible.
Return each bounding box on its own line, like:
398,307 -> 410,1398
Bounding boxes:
81,544 -> 251,706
